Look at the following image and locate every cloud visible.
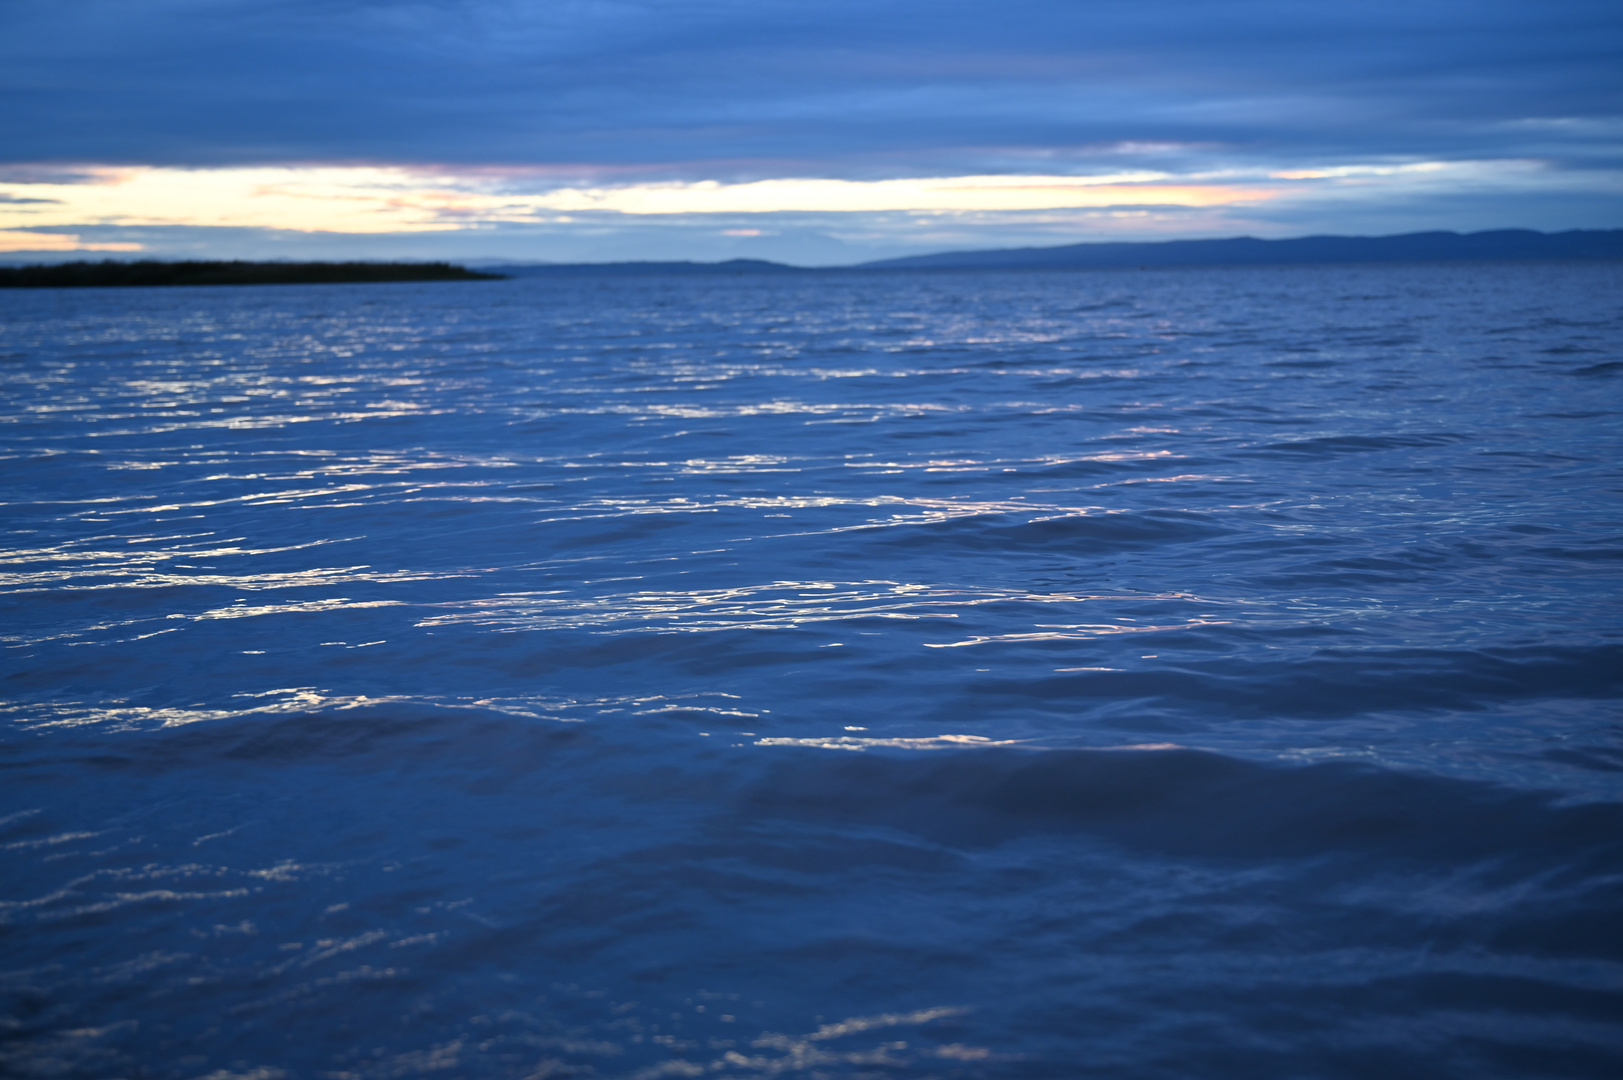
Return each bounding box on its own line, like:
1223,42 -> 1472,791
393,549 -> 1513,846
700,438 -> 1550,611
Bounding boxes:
3,1 -> 1619,175
5,158 -> 1607,229
0,230 -> 141,253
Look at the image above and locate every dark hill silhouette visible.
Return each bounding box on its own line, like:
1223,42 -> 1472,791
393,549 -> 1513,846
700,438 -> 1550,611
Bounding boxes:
856,228 -> 1623,270
494,258 -> 801,276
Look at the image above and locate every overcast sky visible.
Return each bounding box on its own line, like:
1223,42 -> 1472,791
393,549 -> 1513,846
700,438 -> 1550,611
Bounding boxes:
3,0 -> 1620,263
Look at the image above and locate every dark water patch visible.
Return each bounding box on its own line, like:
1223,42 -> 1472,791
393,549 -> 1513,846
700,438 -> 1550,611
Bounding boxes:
969,644 -> 1623,720
1251,433 -> 1466,456
1541,746 -> 1623,773
149,705 -> 590,768
1526,542 -> 1623,562
1075,974 -> 1623,1080
4,711 -> 1622,1077
1566,360 -> 1623,376
744,746 -> 1623,869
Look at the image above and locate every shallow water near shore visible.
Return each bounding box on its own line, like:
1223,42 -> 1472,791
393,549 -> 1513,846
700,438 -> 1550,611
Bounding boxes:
2,262 -> 1621,1078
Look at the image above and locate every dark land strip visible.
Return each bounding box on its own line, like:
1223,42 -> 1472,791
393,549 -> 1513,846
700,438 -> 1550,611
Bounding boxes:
0,260 -> 505,288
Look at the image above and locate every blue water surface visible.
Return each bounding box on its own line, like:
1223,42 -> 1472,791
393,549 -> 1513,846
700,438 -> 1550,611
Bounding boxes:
2,262 -> 1621,1078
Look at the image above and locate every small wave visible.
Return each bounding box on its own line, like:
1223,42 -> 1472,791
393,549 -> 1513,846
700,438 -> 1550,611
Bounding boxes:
1252,433 -> 1466,456
966,643 -> 1623,719
744,745 -> 1623,868
1567,360 -> 1623,376
862,509 -> 1230,553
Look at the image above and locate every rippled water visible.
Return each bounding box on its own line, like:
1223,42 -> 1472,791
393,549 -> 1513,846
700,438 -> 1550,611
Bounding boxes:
3,263 -> 1621,1078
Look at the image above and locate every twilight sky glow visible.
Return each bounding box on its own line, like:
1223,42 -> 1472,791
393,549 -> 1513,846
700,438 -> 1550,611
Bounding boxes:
3,0 -> 1621,264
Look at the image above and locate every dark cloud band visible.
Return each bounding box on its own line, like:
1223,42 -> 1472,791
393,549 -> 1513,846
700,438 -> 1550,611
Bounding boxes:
3,0 -> 1619,176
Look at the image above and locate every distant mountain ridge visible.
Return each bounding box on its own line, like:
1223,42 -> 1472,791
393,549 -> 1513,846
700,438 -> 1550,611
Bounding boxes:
493,258 -> 801,276
854,228 -> 1623,270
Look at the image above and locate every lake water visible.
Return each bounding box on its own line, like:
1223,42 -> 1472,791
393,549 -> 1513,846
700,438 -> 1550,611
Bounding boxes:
3,262 -> 1621,1078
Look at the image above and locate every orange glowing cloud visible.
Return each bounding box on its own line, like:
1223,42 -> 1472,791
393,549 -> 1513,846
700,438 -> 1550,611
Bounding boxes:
0,230 -> 143,253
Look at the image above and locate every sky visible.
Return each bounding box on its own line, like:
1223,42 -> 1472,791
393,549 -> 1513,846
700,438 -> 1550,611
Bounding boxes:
2,0 -> 1621,265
